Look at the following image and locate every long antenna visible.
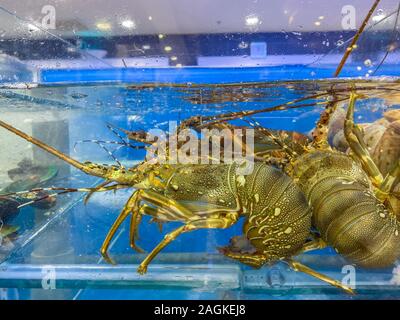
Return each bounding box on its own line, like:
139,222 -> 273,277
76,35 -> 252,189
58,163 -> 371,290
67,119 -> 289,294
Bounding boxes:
0,120 -> 88,172
373,1 -> 400,75
334,0 -> 382,77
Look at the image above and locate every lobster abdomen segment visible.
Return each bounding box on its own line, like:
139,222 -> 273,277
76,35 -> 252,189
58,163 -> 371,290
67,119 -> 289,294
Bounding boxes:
242,164 -> 312,262
291,151 -> 400,268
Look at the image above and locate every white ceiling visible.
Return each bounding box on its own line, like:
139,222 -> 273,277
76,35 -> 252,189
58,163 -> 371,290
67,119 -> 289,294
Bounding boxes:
0,0 -> 399,39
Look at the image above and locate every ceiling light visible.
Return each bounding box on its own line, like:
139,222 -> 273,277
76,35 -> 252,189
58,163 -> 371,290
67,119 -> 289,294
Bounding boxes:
245,14 -> 260,26
164,46 -> 172,52
121,19 -> 135,29
96,22 -> 111,31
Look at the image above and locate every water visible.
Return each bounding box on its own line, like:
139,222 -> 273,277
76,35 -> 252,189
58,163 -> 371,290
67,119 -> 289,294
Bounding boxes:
0,77 -> 400,300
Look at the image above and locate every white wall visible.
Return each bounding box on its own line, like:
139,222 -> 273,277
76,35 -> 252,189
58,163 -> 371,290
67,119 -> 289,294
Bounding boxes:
0,0 -> 398,39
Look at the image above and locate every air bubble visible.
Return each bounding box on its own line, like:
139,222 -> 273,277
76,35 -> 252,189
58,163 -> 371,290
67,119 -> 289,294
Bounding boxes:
238,41 -> 249,49
336,40 -> 344,47
364,59 -> 372,67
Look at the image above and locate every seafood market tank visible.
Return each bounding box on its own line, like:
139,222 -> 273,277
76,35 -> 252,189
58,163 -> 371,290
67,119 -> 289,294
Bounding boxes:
0,0 -> 400,300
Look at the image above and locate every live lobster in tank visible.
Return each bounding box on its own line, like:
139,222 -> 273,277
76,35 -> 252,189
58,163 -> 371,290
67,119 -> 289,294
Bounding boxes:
178,90 -> 400,278
0,116 -> 356,294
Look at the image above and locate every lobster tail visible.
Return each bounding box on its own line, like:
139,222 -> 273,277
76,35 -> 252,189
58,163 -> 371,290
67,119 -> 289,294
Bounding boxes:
313,178 -> 400,267
292,150 -> 400,268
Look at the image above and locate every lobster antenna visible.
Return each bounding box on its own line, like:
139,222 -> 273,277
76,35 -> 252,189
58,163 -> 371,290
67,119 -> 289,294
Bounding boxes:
0,120 -> 88,172
73,139 -> 125,167
73,139 -> 144,150
372,1 -> 400,75
92,141 -> 124,168
106,123 -> 129,143
313,0 -> 382,148
73,139 -> 145,167
219,98 -> 298,159
17,191 -> 65,209
240,117 -> 297,159
5,184 -> 130,209
106,123 -> 148,146
188,92 -> 330,129
334,0 -> 382,77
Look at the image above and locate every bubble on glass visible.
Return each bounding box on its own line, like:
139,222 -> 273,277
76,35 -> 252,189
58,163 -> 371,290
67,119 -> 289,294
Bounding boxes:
372,9 -> 386,23
326,95 -> 334,102
336,40 -> 344,47
364,59 -> 372,67
70,93 -> 88,99
238,41 -> 249,49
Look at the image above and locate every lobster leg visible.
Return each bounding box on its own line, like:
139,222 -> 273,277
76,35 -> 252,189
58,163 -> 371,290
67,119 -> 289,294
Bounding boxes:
379,160 -> 400,194
286,259 -> 354,295
130,204 -> 167,247
220,239 -> 353,294
84,180 -> 113,205
219,238 -> 326,267
301,237 -> 327,253
344,93 -> 384,187
128,193 -> 150,253
128,189 -> 239,274
311,96 -> 348,150
218,249 -> 268,268
114,189 -> 239,273
220,253 -> 354,294
100,191 -> 140,264
101,191 -> 163,262
137,214 -> 239,274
